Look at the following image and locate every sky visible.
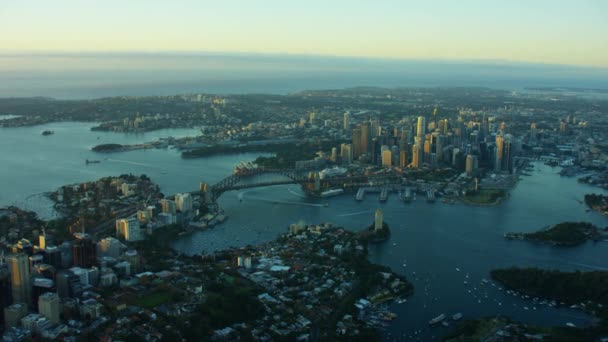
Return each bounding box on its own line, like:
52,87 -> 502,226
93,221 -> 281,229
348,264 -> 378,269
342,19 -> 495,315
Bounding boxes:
1,0 -> 607,67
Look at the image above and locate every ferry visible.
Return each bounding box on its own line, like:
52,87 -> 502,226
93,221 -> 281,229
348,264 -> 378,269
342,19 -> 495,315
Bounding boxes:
429,314 -> 446,325
403,187 -> 413,203
233,161 -> 259,176
318,166 -> 347,180
426,190 -> 436,203
41,130 -> 54,136
452,313 -> 463,321
320,189 -> 344,198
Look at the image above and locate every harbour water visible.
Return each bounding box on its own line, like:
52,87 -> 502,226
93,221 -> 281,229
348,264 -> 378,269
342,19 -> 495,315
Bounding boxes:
1,122 -> 607,340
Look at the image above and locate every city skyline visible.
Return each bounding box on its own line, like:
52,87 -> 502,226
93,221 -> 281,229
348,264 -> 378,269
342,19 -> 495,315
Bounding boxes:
1,0 -> 608,67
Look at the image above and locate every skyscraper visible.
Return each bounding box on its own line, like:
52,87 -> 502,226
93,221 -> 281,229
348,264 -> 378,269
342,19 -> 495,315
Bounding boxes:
465,154 -> 478,175
416,116 -> 426,138
341,144 -> 353,164
8,254 -> 30,306
71,233 -> 97,268
495,134 -> 504,172
343,112 -> 350,130
175,193 -> 193,213
411,144 -> 421,168
360,123 -> 370,155
381,149 -> 392,168
352,127 -> 362,158
115,218 -> 142,242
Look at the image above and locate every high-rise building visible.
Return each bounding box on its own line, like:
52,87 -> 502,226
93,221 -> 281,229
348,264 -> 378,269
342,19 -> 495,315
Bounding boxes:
411,144 -> 421,168
340,144 -> 353,164
465,154 -> 478,175
495,134 -> 504,172
115,218 -> 142,242
343,112 -> 350,130
381,149 -> 392,168
374,209 -> 384,231
0,264 -> 11,328
175,193 -> 193,213
416,116 -> 426,138
38,229 -> 47,251
309,111 -> 315,125
352,128 -> 362,158
43,246 -> 62,269
98,237 -> 122,259
530,122 -> 537,139
360,122 -> 370,155
330,147 -> 338,162
72,233 -> 97,268
8,254 -> 31,306
399,150 -> 408,168
38,292 -> 60,324
160,199 -> 177,214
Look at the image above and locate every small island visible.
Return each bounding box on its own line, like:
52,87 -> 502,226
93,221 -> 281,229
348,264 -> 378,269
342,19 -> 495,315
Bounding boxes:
504,221 -> 602,246
584,193 -> 608,215
91,143 -> 124,152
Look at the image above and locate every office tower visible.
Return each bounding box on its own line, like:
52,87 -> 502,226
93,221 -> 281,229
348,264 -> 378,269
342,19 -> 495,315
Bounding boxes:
381,149 -> 392,168
160,199 -> 177,214
503,134 -> 514,172
465,154 -> 478,175
309,111 -> 315,125
435,135 -> 443,163
370,118 -> 380,137
499,121 -> 506,132
38,292 -> 60,324
31,278 -> 54,311
416,116 -> 426,138
495,134 -> 504,171
115,218 -> 142,242
559,121 -> 567,135
423,139 -> 432,164
411,144 -> 421,168
343,112 -> 350,130
399,150 -> 408,168
352,128 -> 362,158
56,271 -> 81,299
530,122 -> 537,139
0,264 -> 11,329
481,113 -> 489,135
340,144 -> 353,164
9,254 -> 31,306
370,138 -> 378,164
71,233 -> 97,268
98,237 -> 122,259
374,209 -> 384,231
42,246 -> 61,270
360,122 -> 370,155
331,147 -> 338,162
175,193 -> 193,213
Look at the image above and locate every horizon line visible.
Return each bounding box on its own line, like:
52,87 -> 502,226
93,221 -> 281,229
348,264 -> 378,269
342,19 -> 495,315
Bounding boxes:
1,49 -> 607,70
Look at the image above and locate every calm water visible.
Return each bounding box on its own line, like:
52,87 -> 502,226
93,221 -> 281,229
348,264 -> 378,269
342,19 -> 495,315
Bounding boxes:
1,122 -> 607,340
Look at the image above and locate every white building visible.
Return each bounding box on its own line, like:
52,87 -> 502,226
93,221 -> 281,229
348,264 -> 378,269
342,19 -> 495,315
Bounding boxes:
175,193 -> 193,213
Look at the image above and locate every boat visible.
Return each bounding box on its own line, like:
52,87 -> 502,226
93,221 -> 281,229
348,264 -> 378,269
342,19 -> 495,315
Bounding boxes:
403,187 -> 413,203
379,187 -> 388,202
452,313 -> 463,321
426,190 -> 436,203
566,322 -> 576,327
441,321 -> 450,327
41,130 -> 54,136
318,166 -> 347,180
320,189 -> 344,198
429,314 -> 446,325
85,159 -> 101,164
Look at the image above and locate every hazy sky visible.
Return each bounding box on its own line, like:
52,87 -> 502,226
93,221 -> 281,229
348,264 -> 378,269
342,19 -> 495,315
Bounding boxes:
1,0 -> 607,67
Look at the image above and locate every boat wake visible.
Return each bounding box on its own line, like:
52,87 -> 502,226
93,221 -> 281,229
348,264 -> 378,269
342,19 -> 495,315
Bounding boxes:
568,262 -> 608,271
107,158 -> 162,169
338,210 -> 371,217
246,196 -> 326,207
287,188 -> 307,198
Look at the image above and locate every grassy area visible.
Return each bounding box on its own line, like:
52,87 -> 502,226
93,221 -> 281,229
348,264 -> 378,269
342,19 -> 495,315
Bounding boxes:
463,188 -> 506,205
137,291 -> 173,308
